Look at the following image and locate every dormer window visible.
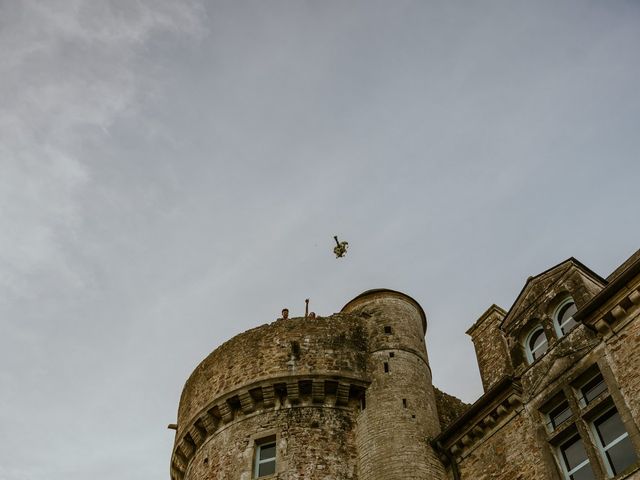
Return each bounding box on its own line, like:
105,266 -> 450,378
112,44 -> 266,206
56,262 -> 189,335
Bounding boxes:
525,325 -> 548,364
554,297 -> 578,337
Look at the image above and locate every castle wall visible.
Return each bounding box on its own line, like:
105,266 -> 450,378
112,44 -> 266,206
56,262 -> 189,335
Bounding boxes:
606,313 -> 640,425
185,406 -> 359,480
592,271 -> 640,457
456,410 -> 550,480
177,313 -> 368,433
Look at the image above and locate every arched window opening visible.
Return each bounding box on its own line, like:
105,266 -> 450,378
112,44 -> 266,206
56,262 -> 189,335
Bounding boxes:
554,297 -> 578,337
525,325 -> 548,364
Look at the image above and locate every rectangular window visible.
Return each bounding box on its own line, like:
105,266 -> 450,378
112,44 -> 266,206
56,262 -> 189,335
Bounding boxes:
579,373 -> 607,407
548,400 -> 573,431
558,434 -> 595,480
592,408 -> 637,476
254,440 -> 276,478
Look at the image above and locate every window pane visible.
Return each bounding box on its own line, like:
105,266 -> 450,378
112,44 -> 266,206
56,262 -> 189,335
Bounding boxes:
562,436 -> 589,471
530,330 -> 546,350
529,329 -> 548,360
595,410 -> 626,446
259,444 -> 276,461
570,463 -> 595,480
561,317 -> 578,335
556,301 -> 578,336
559,302 -> 577,324
550,401 -> 572,429
606,435 -> 636,475
258,460 -> 276,476
581,375 -> 607,405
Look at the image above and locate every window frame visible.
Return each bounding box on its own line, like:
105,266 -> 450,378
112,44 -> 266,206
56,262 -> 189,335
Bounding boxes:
540,365 -> 639,480
547,399 -> 573,432
553,297 -> 578,338
576,371 -> 607,408
524,324 -> 549,364
590,406 -> 636,477
556,432 -> 595,480
254,438 -> 277,478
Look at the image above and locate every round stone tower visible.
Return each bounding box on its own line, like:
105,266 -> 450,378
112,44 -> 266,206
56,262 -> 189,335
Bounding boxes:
342,290 -> 444,480
170,313 -> 370,480
170,289 -> 444,480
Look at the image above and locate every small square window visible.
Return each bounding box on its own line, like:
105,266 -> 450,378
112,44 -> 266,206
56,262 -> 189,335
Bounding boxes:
384,326 -> 392,334
254,439 -> 276,478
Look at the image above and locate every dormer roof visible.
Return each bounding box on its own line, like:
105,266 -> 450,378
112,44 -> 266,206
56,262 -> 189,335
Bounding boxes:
500,257 -> 606,333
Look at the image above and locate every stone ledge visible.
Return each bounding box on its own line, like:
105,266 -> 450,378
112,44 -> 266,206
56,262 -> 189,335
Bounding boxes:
170,374 -> 369,480
433,377 -> 523,462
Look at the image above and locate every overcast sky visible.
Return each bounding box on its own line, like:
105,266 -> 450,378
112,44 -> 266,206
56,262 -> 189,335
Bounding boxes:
1,1 -> 639,479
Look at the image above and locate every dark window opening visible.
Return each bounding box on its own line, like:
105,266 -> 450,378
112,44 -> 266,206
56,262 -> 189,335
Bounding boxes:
402,399 -> 407,408
593,408 -> 637,475
580,374 -> 607,406
384,326 -> 392,334
389,352 -> 395,358
559,434 -> 594,480
556,299 -> 579,336
548,400 -> 573,430
383,362 -> 389,373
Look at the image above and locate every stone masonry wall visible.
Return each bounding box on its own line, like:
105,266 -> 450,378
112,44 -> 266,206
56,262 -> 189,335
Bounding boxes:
185,406 -> 359,480
467,307 -> 511,393
606,312 -> 640,423
456,410 -> 550,480
433,387 -> 469,431
343,292 -> 444,480
177,313 -> 368,433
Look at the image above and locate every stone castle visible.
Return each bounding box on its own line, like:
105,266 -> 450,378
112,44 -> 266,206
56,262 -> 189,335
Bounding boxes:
170,249 -> 640,480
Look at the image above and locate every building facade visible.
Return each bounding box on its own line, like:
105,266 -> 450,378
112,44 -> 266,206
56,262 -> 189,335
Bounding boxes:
170,249 -> 640,480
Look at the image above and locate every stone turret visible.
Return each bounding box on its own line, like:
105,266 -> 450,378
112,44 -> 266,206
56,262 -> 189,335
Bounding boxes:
170,289 -> 444,479
342,290 -> 444,480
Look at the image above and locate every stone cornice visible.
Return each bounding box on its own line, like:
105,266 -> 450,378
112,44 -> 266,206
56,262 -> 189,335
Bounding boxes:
466,304 -> 507,337
433,377 -> 523,461
575,253 -> 640,335
170,374 -> 369,480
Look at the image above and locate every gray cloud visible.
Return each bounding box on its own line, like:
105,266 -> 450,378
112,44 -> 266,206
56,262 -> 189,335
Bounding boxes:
1,1 -> 639,479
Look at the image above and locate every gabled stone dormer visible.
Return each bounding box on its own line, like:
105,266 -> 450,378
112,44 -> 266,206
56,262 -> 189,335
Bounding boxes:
500,258 -> 606,379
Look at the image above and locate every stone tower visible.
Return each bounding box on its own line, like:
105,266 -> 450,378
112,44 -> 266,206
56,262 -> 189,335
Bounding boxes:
342,290 -> 444,480
170,289 -> 444,480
